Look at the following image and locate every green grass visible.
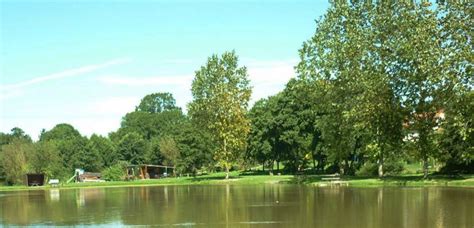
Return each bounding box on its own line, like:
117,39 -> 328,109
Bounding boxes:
0,172 -> 293,192
288,174 -> 474,187
0,172 -> 472,192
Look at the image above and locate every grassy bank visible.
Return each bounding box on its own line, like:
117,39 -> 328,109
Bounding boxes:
289,174 -> 474,187
0,172 -> 472,192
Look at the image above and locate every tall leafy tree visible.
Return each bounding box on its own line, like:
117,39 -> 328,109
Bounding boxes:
189,51 -> 252,179
247,98 -> 275,170
88,134 -> 117,168
136,92 -> 179,113
389,2 -> 446,178
29,141 -> 65,180
1,139 -> 32,185
297,2 -> 371,175
174,122 -> 214,175
39,123 -> 88,171
117,132 -> 147,165
436,1 -> 473,172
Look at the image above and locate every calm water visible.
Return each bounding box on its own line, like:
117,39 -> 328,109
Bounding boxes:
0,185 -> 472,227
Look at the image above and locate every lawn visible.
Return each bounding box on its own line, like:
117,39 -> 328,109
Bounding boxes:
0,171 -> 472,192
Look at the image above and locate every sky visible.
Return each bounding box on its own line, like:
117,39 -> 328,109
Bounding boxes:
0,0 -> 329,140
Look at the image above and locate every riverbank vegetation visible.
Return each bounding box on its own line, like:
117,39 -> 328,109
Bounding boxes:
1,1 -> 472,186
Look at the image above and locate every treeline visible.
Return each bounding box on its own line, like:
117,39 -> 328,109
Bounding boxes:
0,93 -> 215,184
245,1 -> 473,177
1,1 -> 472,185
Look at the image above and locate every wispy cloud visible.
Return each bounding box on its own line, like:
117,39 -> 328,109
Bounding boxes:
87,96 -> 142,115
0,58 -> 131,91
245,59 -> 297,103
97,59 -> 297,105
98,74 -> 193,86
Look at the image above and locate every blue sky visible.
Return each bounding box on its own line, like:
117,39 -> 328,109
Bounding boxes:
0,0 -> 329,140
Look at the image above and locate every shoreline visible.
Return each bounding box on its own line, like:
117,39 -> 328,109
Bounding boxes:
1,173 -> 472,192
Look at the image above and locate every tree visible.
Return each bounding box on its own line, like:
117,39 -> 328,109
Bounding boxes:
29,141 -> 65,180
39,123 -> 88,171
175,122 -> 214,175
436,2 -> 473,173
297,2 -> 372,175
1,139 -> 32,185
88,134 -> 117,168
83,136 -> 105,172
246,98 -> 275,171
117,132 -> 147,165
189,51 -> 252,179
389,3 -> 446,178
113,93 -> 186,141
158,136 -> 180,167
10,127 -> 32,142
136,92 -> 179,113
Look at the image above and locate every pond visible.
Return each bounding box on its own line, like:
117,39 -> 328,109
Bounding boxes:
0,185 -> 473,227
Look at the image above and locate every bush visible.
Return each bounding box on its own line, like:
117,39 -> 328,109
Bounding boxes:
439,160 -> 474,174
356,162 -> 378,176
384,160 -> 404,175
356,161 -> 404,177
102,163 -> 126,181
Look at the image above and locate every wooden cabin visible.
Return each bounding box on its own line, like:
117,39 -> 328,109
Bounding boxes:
126,164 -> 174,180
78,172 -> 103,182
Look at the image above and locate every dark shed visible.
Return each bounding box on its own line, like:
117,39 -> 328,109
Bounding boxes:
26,174 -> 45,186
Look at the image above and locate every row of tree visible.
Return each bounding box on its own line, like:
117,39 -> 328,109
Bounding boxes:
247,1 -> 473,177
1,1 -> 472,185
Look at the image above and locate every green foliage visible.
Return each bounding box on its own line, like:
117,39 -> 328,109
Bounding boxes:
117,132 -> 147,165
356,161 -> 404,177
1,139 -> 32,185
174,122 -> 214,175
136,92 -> 179,113
102,162 -> 128,181
88,134 -> 117,167
189,51 -> 252,178
83,137 -> 105,172
28,141 -> 66,180
158,136 -> 180,167
39,123 -> 88,170
1,2 -> 472,182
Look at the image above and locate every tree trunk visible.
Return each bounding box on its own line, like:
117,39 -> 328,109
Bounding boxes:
318,155 -> 324,172
224,138 -> 229,180
378,157 -> 384,178
423,157 -> 429,179
225,165 -> 230,179
312,154 -> 317,172
378,148 -> 384,178
269,161 -> 273,175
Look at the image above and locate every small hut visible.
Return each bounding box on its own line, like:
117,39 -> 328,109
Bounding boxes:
26,173 -> 45,186
78,172 -> 103,182
126,164 -> 174,180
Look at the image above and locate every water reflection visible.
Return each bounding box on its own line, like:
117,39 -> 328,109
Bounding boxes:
0,185 -> 472,227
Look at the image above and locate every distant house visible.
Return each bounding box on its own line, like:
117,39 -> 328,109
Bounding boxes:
78,172 -> 103,182
126,164 -> 174,180
403,109 -> 445,141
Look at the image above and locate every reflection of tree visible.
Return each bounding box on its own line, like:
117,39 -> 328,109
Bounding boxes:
1,186 -> 472,227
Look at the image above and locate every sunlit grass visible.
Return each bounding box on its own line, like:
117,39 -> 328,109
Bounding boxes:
1,172 -> 472,192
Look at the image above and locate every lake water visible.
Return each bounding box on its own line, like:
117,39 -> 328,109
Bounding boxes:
0,185 -> 472,227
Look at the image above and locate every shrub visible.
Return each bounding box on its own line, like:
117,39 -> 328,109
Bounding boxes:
356,162 -> 378,176
102,163 -> 127,181
356,161 -> 404,177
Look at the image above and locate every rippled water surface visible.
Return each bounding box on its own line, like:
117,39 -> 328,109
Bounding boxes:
0,185 -> 473,227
